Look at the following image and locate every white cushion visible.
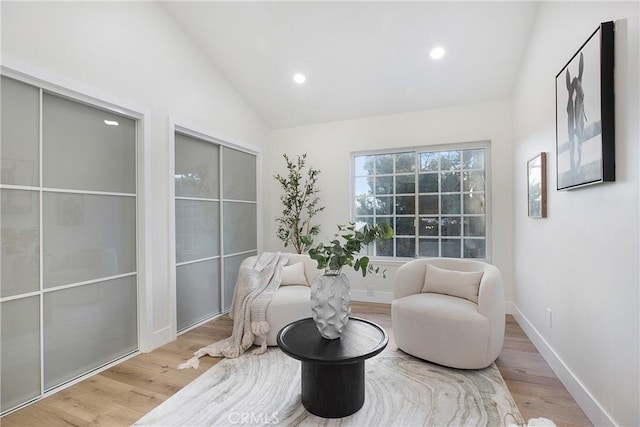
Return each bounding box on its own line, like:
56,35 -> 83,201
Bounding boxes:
281,262 -> 308,286
422,263 -> 483,303
392,293 -> 490,369
261,285 -> 311,346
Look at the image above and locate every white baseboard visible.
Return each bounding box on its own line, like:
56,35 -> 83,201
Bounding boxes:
351,290 -> 393,304
510,303 -> 616,427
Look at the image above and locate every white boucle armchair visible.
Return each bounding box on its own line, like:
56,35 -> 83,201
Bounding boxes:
249,253 -> 317,346
391,258 -> 505,369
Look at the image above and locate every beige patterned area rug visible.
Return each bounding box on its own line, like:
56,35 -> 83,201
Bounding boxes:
134,348 -> 523,427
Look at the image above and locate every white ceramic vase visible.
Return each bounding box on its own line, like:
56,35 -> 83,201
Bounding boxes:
310,272 -> 351,339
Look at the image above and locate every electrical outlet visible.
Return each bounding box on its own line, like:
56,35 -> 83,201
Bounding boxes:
366,287 -> 374,297
546,308 -> 552,329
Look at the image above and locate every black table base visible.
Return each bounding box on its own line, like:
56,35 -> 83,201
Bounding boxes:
301,361 -> 365,418
277,317 -> 388,419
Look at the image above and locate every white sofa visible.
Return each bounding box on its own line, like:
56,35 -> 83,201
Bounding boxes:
392,258 -> 505,369
249,253 -> 317,346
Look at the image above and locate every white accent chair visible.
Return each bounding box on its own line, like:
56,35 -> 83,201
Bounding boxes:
391,258 -> 505,369
250,253 -> 317,346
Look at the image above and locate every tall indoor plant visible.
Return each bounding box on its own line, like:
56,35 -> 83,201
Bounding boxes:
274,154 -> 324,254
308,222 -> 393,339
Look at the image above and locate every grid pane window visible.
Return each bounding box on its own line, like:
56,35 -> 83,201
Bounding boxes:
353,145 -> 487,259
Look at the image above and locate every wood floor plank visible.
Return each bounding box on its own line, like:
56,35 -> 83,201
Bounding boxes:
2,304 -> 591,427
2,404 -> 85,427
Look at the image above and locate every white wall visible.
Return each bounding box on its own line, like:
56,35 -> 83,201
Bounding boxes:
5,2 -> 637,423
512,2 -> 639,426
1,1 -> 271,351
269,101 -> 514,305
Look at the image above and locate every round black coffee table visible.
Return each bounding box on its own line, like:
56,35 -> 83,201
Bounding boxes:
276,317 -> 388,418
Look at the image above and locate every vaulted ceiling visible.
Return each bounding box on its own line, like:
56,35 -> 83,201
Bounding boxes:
163,1 -> 539,129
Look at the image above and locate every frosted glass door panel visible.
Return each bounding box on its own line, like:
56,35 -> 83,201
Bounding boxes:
43,193 -> 136,288
175,200 -> 219,264
1,189 -> 40,298
43,276 -> 137,390
223,202 -> 257,254
223,252 -> 256,310
222,148 -> 256,201
175,134 -> 219,199
1,77 -> 40,186
42,93 -> 135,194
177,259 -> 220,331
1,297 -> 41,412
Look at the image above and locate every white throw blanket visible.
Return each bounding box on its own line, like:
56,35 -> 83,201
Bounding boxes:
178,252 -> 291,369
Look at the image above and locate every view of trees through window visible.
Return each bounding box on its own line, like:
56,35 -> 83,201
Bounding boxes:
353,146 -> 487,259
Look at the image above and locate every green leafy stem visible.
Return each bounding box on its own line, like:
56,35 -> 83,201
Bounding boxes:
308,222 -> 394,278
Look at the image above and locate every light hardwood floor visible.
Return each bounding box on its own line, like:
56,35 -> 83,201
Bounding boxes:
3,302 -> 591,427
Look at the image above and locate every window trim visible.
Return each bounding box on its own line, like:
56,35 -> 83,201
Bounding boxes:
350,140 -> 492,262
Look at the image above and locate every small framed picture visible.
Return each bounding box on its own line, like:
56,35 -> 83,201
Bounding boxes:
528,152 -> 547,218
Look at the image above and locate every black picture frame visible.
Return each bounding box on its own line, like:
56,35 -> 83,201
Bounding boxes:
555,21 -> 615,191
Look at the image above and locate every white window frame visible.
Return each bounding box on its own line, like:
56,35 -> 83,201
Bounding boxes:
351,140 -> 492,262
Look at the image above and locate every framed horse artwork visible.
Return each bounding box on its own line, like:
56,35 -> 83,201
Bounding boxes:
555,21 -> 615,191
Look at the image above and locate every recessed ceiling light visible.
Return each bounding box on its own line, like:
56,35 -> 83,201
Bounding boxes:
430,46 -> 446,60
293,73 -> 306,84
104,119 -> 119,126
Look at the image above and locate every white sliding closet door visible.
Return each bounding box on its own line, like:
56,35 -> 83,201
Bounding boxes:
174,132 -> 257,332
0,76 -> 139,413
221,147 -> 257,311
174,133 -> 221,331
1,77 -> 42,413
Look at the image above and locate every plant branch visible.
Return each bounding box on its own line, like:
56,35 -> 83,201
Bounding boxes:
274,153 -> 325,254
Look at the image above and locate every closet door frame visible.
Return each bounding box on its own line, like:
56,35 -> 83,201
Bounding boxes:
0,65 -> 152,413
168,120 -> 262,339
